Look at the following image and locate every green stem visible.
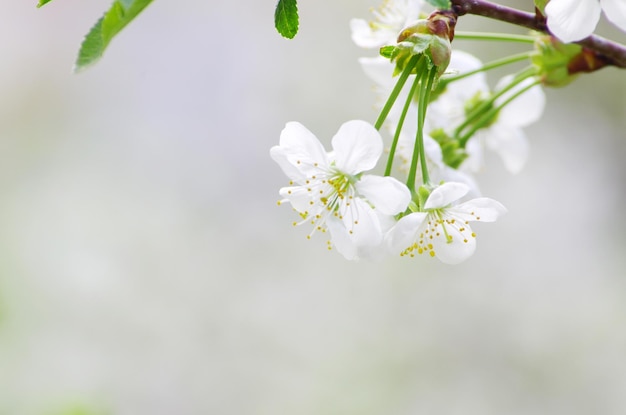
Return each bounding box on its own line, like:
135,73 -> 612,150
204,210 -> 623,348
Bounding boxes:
385,70 -> 421,177
406,63 -> 436,192
458,74 -> 540,146
454,65 -> 536,138
454,31 -> 536,43
440,51 -> 534,86
418,67 -> 437,186
374,55 -> 420,130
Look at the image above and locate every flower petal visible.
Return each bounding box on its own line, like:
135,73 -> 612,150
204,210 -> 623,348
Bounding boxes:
424,182 -> 469,210
332,120 -> 383,174
385,212 -> 428,256
430,222 -> 477,264
278,186 -> 315,214
271,122 -> 329,181
602,0 -> 626,33
356,175 -> 411,215
451,197 -> 507,223
359,56 -> 395,89
340,197 -> 383,246
484,123 -> 529,174
461,135 -> 485,173
446,50 -> 489,101
545,0 -> 601,42
496,76 -> 546,127
350,18 -> 396,49
327,198 -> 385,260
326,215 -> 359,260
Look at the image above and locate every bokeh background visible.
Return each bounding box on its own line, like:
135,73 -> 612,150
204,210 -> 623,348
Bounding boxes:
1,1 -> 626,414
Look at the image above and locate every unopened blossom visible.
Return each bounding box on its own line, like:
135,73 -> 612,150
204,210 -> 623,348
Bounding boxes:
270,120 -> 411,260
386,182 -> 506,264
350,0 -> 425,48
545,0 -> 626,43
463,75 -> 546,174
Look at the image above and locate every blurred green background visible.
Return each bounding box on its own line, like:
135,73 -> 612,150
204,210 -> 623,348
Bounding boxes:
1,0 -> 626,414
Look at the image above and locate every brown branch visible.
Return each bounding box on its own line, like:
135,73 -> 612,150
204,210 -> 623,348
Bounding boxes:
450,0 -> 626,68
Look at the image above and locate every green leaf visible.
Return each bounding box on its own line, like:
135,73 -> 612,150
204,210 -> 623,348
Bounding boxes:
534,0 -> 549,14
424,0 -> 451,9
36,0 -> 53,7
275,0 -> 299,39
74,0 -> 153,72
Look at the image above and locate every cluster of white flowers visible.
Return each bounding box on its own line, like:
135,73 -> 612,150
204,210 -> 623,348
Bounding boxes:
271,120 -> 506,264
271,0 -> 600,264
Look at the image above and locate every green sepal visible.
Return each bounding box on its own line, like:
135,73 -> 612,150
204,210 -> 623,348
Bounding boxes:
417,186 -> 431,210
274,0 -> 299,39
430,129 -> 468,169
74,0 -> 153,72
532,34 -> 582,87
387,15 -> 453,78
36,0 -> 53,7
380,45 -> 398,60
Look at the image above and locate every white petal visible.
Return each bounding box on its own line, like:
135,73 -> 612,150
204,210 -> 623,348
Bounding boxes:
328,198 -> 384,260
279,122 -> 327,163
278,186 -> 315,214
430,222 -> 477,264
446,51 -> 489,101
424,182 -> 469,209
271,122 -> 329,181
602,0 -> 626,32
424,134 -> 444,167
496,76 -> 546,127
356,175 -> 411,215
451,197 -> 507,223
359,56 -> 396,89
437,167 -> 482,199
332,120 -> 383,174
545,0 -> 601,42
460,135 -> 484,173
326,215 -> 359,260
270,146 -> 308,183
340,197 -> 383,247
350,18 -> 396,49
485,124 -> 529,174
385,212 -> 427,256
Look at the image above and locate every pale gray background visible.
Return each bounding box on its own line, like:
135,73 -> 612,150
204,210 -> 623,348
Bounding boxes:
1,1 -> 625,414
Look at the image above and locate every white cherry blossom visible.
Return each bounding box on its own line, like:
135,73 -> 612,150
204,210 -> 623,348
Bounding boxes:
350,0 -> 425,49
386,182 -> 506,264
545,0 -> 626,43
463,75 -> 546,174
270,120 -> 411,260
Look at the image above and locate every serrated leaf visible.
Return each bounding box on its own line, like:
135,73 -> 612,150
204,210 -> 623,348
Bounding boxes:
36,0 -> 53,8
74,0 -> 153,72
425,0 -> 451,9
275,0 -> 299,39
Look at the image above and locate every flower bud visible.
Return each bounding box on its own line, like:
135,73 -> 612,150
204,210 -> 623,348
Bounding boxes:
383,11 -> 456,77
